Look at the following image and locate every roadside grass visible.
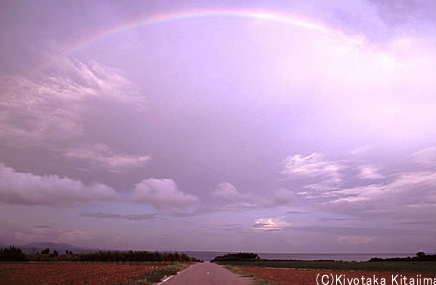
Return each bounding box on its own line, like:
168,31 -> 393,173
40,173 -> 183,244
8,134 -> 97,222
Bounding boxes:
216,260 -> 436,274
224,264 -> 278,285
118,263 -> 189,285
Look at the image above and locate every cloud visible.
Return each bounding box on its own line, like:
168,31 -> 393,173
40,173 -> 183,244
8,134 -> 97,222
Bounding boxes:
337,235 -> 373,245
56,230 -> 93,243
0,74 -> 84,147
273,188 -> 300,205
251,217 -> 292,232
410,146 -> 436,166
82,212 -> 156,221
281,153 -> 341,178
43,58 -> 145,105
210,182 -> 257,204
0,163 -> 116,206
357,165 -> 384,179
349,145 -> 372,157
64,143 -> 151,171
281,153 -> 343,191
208,182 -> 273,212
322,171 -> 436,219
14,226 -> 93,244
15,225 -> 52,243
0,163 -> 201,209
211,182 -> 242,203
132,178 -> 199,209
0,58 -> 149,171
280,147 -> 436,223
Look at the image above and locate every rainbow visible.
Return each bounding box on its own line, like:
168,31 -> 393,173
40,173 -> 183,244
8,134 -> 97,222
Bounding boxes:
70,8 -> 332,53
35,8 -> 344,75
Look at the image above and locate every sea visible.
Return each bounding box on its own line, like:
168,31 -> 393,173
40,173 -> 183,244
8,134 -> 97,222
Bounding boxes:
181,251 -> 415,262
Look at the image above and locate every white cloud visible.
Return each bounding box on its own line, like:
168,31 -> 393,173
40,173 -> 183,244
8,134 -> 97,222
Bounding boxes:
281,153 -> 343,190
0,163 -> 116,206
338,235 -> 373,245
251,217 -> 292,232
210,182 -> 256,204
303,179 -> 342,192
15,226 -> 51,243
0,74 -> 84,147
281,148 -> 436,222
132,178 -> 199,209
411,146 -> 436,166
349,145 -> 372,157
64,143 -> 151,171
44,58 -> 144,105
15,226 -> 93,244
323,171 -> 436,218
0,58 -> 149,170
56,229 -> 93,243
209,182 -> 271,212
281,153 -> 340,177
211,182 -> 241,203
357,165 -> 384,179
0,163 -> 201,209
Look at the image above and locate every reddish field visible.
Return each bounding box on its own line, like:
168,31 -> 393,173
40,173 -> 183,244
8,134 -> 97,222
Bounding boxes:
0,263 -> 164,285
237,266 -> 436,285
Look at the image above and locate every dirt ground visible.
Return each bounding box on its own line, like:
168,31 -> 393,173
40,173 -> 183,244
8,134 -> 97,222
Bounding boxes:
0,263 -> 164,285
237,266 -> 436,285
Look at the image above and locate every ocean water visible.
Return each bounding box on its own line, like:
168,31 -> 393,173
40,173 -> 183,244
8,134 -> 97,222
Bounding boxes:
181,251 -> 414,262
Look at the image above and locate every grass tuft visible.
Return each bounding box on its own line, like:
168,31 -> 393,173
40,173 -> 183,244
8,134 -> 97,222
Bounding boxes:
224,264 -> 277,285
118,263 -> 188,285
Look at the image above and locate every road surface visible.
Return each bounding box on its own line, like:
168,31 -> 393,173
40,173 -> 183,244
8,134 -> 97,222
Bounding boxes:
161,262 -> 253,285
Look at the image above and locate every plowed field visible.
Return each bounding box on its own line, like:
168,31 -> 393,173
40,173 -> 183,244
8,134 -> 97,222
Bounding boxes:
237,266 -> 436,285
0,263 -> 164,285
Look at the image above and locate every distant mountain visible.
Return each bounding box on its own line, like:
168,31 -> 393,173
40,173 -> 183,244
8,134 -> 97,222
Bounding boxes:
21,242 -> 99,254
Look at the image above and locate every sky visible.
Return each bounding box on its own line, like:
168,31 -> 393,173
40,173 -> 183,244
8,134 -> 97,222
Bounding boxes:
0,0 -> 435,254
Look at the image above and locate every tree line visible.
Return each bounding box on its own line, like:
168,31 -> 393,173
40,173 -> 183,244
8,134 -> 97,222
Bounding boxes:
0,246 -> 200,262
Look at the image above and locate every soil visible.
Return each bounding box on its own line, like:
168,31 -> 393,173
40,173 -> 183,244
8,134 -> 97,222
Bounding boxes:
0,263 -> 164,285
237,266 -> 436,285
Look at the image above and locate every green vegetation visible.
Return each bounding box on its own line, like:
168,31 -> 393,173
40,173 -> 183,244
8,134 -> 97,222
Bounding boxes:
224,264 -> 278,285
0,246 -> 28,261
223,264 -> 254,277
370,252 -> 436,262
73,250 -> 198,262
119,263 -> 188,285
211,252 -> 260,262
1,246 -> 200,263
215,260 -> 436,273
142,263 -> 187,282
40,248 -> 50,254
212,251 -> 436,274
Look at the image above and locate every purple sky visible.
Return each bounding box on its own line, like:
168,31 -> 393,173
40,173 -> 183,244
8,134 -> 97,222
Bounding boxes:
1,0 -> 435,253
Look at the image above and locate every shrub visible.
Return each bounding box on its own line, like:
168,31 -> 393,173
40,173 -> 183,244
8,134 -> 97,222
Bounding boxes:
212,252 -> 260,262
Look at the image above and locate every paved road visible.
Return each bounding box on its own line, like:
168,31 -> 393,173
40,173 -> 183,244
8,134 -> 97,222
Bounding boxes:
161,262 -> 253,285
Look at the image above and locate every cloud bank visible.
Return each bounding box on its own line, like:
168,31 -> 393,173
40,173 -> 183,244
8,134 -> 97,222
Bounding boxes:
0,163 -> 116,206
0,163 -> 198,209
